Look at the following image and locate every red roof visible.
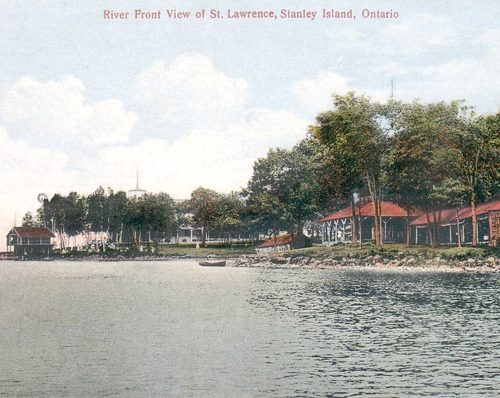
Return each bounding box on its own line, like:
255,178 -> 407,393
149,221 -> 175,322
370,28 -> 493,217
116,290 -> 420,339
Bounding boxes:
463,200 -> 500,218
410,208 -> 464,226
410,199 -> 500,226
319,201 -> 419,222
8,227 -> 55,239
258,234 -> 293,248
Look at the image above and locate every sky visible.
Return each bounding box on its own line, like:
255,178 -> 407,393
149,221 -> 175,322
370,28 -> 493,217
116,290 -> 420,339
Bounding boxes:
0,0 -> 499,248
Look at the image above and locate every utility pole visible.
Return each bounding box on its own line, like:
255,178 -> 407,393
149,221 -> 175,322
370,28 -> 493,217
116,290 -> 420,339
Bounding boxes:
136,167 -> 140,190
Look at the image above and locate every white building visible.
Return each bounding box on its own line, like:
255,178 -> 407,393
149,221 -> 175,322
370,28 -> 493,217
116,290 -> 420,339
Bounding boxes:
127,169 -> 147,199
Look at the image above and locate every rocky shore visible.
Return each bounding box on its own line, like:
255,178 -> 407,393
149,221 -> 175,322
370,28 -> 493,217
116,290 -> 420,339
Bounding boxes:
7,253 -> 219,262
234,251 -> 500,273
3,247 -> 499,273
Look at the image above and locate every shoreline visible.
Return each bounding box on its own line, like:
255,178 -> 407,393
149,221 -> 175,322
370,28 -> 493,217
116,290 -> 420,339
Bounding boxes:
1,249 -> 498,273
234,254 -> 499,273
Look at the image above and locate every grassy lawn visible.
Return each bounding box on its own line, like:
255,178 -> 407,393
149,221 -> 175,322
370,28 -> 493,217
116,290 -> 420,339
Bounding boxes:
157,242 -> 498,259
286,243 -> 499,260
50,242 -> 498,260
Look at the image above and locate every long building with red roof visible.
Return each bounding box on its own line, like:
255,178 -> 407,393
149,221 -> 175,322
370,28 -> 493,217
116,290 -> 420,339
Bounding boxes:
319,200 -> 420,245
409,199 -> 500,246
319,198 -> 500,247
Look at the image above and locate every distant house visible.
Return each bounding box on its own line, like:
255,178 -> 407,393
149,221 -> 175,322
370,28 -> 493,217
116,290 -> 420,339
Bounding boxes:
176,225 -> 202,243
256,233 -> 306,254
319,200 -> 420,245
6,226 -> 55,256
173,199 -> 203,244
410,199 -> 500,246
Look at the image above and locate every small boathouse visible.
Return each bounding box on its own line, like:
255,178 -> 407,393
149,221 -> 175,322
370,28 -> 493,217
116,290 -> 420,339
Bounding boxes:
6,226 -> 55,257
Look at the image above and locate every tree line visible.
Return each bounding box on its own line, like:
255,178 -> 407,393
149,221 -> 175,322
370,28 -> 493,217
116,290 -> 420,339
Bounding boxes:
246,94 -> 498,247
22,93 -> 499,248
22,187 -> 256,249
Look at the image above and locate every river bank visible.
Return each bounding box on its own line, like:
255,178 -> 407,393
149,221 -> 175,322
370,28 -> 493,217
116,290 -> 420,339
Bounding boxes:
2,244 -> 498,272
234,245 -> 500,273
234,253 -> 499,273
0,252 -> 221,262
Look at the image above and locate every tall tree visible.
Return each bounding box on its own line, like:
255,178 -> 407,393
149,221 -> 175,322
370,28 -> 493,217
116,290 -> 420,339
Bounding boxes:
87,186 -> 109,233
188,187 -> 222,246
448,110 -> 499,246
123,197 -> 144,249
245,140 -> 321,237
141,193 -> 176,250
37,192 -> 86,248
62,192 -> 86,240
386,101 -> 465,246
108,190 -> 128,242
211,192 -> 244,242
310,92 -> 388,247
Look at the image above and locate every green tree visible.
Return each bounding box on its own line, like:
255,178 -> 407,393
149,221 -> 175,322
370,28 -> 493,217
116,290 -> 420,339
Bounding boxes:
40,194 -> 64,232
245,140 -> 321,237
310,92 -> 388,247
448,110 -> 499,246
22,211 -> 36,226
87,186 -> 109,233
188,187 -> 222,246
123,193 -> 177,250
108,190 -> 127,243
38,192 -> 85,248
142,193 -> 176,250
123,196 -> 146,249
211,192 -> 244,242
63,192 -> 86,240
386,101 -> 466,246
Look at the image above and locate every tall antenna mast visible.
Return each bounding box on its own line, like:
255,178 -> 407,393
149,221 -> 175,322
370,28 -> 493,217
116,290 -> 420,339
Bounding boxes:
136,167 -> 139,190
390,79 -> 394,99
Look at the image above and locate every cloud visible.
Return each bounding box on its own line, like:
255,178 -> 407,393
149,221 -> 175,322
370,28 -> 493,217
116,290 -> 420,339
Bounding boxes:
407,53 -> 500,111
290,72 -> 353,113
327,13 -> 456,57
322,22 -> 499,113
0,127 -> 7,142
475,29 -> 500,48
133,53 -> 248,138
389,28 -> 500,111
0,127 -> 78,250
2,76 -> 137,148
290,71 -> 391,114
376,13 -> 456,55
76,109 -> 308,198
0,53 -> 310,240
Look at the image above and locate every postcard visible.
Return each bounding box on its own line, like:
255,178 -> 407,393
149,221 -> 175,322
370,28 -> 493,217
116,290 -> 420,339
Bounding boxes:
0,1 -> 498,396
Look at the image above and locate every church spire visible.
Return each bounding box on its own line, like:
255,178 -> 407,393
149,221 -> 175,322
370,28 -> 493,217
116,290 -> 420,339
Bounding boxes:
127,167 -> 147,198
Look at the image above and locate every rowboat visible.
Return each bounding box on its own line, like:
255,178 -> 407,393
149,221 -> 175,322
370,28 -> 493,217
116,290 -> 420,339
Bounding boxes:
198,260 -> 226,267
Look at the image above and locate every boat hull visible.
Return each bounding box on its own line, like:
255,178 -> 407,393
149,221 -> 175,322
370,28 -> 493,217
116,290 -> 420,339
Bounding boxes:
198,260 -> 226,267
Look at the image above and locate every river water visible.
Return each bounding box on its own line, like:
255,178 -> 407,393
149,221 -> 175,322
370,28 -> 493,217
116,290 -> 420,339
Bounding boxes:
0,260 -> 498,397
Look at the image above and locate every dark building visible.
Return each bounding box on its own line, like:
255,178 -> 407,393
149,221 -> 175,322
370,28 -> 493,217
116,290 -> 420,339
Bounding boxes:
6,226 -> 55,257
